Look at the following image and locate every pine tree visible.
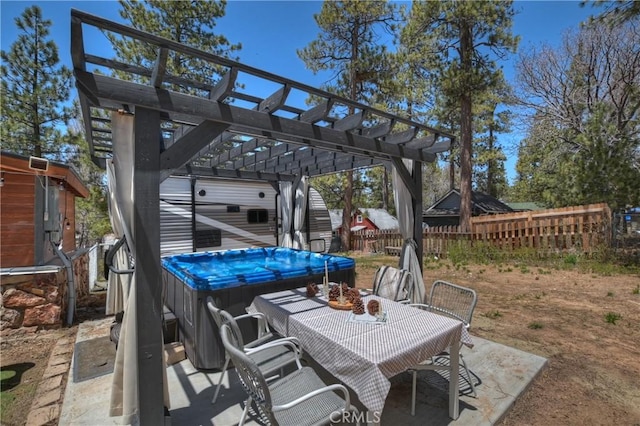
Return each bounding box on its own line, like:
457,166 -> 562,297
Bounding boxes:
473,77 -> 512,198
514,19 -> 640,210
298,0 -> 398,251
65,103 -> 112,247
109,0 -> 241,92
0,5 -> 73,158
403,1 -> 518,230
585,0 -> 640,24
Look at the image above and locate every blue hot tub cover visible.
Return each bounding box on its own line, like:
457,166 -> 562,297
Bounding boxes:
161,247 -> 355,290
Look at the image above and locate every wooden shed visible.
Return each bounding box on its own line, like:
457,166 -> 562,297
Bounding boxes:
0,151 -> 90,267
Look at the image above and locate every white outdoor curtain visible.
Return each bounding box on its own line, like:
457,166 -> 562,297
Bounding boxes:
293,176 -> 309,249
392,159 -> 426,304
106,160 -> 132,316
108,115 -> 170,422
279,181 -> 294,248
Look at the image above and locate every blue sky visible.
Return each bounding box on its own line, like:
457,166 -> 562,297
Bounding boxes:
1,1 -> 597,182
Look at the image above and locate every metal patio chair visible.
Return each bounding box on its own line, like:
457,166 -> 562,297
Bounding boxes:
370,265 -> 413,303
408,280 -> 478,415
206,296 -> 302,404
219,323 -> 359,426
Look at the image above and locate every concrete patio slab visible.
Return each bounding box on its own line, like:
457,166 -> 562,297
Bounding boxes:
60,318 -> 547,425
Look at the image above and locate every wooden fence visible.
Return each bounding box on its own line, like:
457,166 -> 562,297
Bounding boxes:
350,203 -> 612,257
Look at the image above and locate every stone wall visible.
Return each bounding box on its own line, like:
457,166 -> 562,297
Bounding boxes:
1,251 -> 96,331
1,269 -> 67,331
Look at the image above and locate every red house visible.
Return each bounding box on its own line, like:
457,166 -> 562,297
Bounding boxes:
329,208 -> 399,234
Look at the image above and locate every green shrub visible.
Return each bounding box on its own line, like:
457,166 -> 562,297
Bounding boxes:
528,322 -> 544,329
484,309 -> 503,319
604,312 -> 622,325
447,241 -> 471,266
564,254 -> 578,265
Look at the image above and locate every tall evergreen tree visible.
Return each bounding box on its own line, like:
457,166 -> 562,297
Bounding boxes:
473,77 -> 512,198
403,1 -> 518,231
514,19 -> 640,210
298,0 -> 398,251
0,5 -> 73,158
64,104 -> 112,247
109,0 -> 241,92
585,0 -> 640,24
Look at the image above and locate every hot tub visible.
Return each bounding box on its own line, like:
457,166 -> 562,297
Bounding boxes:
162,247 -> 356,369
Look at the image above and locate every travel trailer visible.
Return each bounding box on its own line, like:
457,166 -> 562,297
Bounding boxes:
159,176 -> 332,256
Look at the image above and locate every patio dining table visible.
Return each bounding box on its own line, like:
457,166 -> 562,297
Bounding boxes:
246,286 -> 473,420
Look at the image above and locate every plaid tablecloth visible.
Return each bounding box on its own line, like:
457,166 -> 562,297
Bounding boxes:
247,287 -> 473,415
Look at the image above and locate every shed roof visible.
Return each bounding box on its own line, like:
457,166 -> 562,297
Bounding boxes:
0,151 -> 90,198
328,208 -> 398,231
505,202 -> 543,211
359,208 -> 399,230
423,189 -> 513,217
329,209 -> 343,231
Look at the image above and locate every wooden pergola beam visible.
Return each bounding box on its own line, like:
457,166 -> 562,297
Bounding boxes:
172,165 -> 297,182
75,71 -> 440,163
150,47 -> 169,88
159,120 -> 230,181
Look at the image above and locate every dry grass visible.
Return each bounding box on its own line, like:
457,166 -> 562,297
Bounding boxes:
350,252 -> 640,425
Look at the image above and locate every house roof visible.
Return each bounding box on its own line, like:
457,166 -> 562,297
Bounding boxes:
0,151 -> 90,198
328,208 -> 399,231
423,189 -> 513,217
506,202 -> 543,211
328,209 -> 343,230
359,208 -> 399,230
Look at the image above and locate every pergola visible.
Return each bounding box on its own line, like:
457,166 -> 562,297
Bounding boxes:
71,9 -> 455,424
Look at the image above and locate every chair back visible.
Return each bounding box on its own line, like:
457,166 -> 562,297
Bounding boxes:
427,280 -> 477,328
206,296 -> 247,349
219,323 -> 275,422
372,265 -> 413,302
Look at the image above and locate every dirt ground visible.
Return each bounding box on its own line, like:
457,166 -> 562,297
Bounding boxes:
353,254 -> 640,425
0,298 -> 104,426
1,256 -> 639,425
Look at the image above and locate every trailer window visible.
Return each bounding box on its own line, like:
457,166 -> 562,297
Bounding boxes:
195,229 -> 222,248
247,209 -> 268,224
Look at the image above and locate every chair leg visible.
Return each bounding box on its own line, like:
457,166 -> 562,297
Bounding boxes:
352,407 -> 361,426
460,354 -> 477,397
239,396 -> 252,426
212,356 -> 230,404
411,370 -> 417,416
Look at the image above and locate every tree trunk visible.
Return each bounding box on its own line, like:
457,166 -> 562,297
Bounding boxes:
449,141 -> 455,191
487,120 -> 495,197
459,19 -> 473,233
340,21 -> 360,251
341,171 -> 354,251
382,168 -> 389,211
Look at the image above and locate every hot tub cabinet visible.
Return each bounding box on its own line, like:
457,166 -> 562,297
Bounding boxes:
162,247 -> 355,370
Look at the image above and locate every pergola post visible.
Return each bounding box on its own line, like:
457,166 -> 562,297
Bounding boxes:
412,161 -> 424,274
133,107 -> 165,424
